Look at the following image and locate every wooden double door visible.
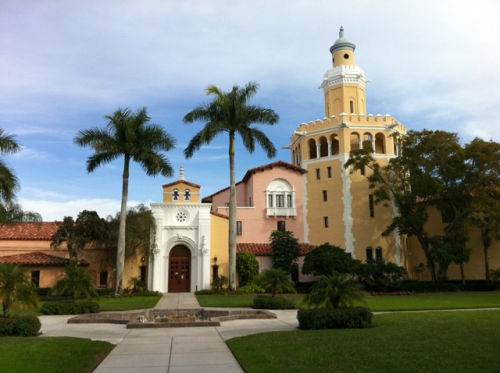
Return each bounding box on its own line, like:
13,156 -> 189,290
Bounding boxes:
168,245 -> 191,292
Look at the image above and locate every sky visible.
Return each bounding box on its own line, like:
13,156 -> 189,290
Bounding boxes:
1,0 -> 500,221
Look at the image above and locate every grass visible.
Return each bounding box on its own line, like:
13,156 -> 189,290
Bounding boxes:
227,310 -> 500,373
196,291 -> 500,311
6,294 -> 161,316
0,337 -> 114,373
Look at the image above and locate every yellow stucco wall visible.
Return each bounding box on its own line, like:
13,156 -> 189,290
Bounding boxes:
162,182 -> 200,203
210,214 -> 229,281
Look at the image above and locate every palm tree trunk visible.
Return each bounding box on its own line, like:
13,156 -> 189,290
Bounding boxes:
115,155 -> 129,295
484,244 -> 490,284
228,132 -> 237,291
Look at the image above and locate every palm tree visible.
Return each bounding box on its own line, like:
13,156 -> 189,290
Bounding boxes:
0,263 -> 39,317
0,128 -> 21,205
74,107 -> 175,295
302,273 -> 366,309
258,268 -> 296,298
52,263 -> 98,303
471,212 -> 500,284
183,82 -> 279,290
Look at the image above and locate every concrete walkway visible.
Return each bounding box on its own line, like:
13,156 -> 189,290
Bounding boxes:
39,293 -> 299,373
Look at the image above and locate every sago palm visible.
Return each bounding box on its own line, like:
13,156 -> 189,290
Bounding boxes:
0,262 -> 39,317
52,263 -> 98,303
302,273 -> 366,309
183,82 -> 279,290
258,268 -> 296,298
74,107 -> 175,294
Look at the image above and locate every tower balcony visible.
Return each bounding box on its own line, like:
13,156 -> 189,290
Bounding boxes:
266,207 -> 297,219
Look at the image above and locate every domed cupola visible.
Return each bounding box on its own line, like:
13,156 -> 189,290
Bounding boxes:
330,26 -> 356,53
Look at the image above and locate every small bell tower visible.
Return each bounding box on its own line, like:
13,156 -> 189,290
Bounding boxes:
321,27 -> 369,117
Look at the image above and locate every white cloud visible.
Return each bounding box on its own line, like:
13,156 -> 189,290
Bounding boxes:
11,146 -> 50,161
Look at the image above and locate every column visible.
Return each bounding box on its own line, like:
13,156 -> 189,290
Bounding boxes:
327,140 -> 332,156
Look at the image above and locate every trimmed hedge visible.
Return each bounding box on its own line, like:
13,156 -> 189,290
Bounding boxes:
253,296 -> 296,309
0,315 -> 41,337
297,307 -> 372,330
400,280 -> 499,293
41,300 -> 100,315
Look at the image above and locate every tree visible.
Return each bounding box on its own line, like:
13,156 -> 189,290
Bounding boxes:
236,252 -> 259,286
257,268 -> 296,298
101,204 -> 157,288
0,202 -> 41,224
183,82 -> 279,290
51,210 -> 108,262
270,230 -> 300,274
471,211 -> 500,284
0,263 -> 38,317
74,107 -> 175,295
301,273 -> 365,309
302,243 -> 360,276
0,129 -> 21,205
51,263 -> 98,303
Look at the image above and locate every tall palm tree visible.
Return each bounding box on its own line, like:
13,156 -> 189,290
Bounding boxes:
74,107 -> 175,295
183,82 -> 279,290
0,263 -> 38,317
0,128 -> 21,204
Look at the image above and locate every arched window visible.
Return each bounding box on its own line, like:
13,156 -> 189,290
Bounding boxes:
266,179 -> 296,218
319,136 -> 328,157
350,132 -> 360,151
362,133 -> 373,150
375,133 -> 385,154
308,139 -> 317,159
172,189 -> 180,201
330,134 -> 339,155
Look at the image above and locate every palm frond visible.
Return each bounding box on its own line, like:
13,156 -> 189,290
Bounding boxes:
0,160 -> 20,203
0,129 -> 21,154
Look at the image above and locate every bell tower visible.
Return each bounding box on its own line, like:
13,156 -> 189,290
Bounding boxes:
321,27 -> 368,117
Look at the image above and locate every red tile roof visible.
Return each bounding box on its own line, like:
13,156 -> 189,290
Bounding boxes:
0,252 -> 89,267
162,180 -> 201,189
0,222 -> 58,240
237,243 -> 316,256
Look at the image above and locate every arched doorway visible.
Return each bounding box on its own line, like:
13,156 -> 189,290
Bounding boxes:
168,245 -> 191,292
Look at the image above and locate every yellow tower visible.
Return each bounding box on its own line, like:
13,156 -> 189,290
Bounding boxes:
287,27 -> 407,265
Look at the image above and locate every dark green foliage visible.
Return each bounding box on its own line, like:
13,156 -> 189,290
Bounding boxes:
302,273 -> 365,309
127,276 -> 147,293
297,307 -> 372,330
253,295 -> 296,309
51,263 -> 98,302
211,275 -> 229,291
0,315 -> 41,336
97,288 -> 115,296
41,300 -> 100,315
257,268 -> 296,298
301,243 -> 361,276
400,280 -> 499,293
36,287 -> 52,296
269,230 -> 300,273
238,284 -> 265,293
236,252 -> 259,286
195,289 -> 214,295
0,262 -> 39,317
357,259 -> 407,292
134,290 -> 161,296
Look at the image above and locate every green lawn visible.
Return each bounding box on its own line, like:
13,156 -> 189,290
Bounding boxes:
6,294 -> 161,316
196,291 -> 500,311
0,337 -> 114,373
227,310 -> 500,373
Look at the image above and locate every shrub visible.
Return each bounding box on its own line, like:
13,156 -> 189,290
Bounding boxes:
357,259 -> 407,292
302,243 -> 361,276
490,268 -> 500,283
297,307 -> 372,330
239,284 -> 265,294
135,290 -> 161,296
51,263 -> 98,302
36,287 -> 52,297
127,276 -> 147,293
0,315 -> 41,337
253,295 -> 296,309
270,230 -> 300,273
41,300 -> 100,315
195,289 -> 214,295
211,275 -> 229,291
236,252 -> 259,286
97,288 -> 115,297
256,268 -> 296,298
302,273 -> 365,309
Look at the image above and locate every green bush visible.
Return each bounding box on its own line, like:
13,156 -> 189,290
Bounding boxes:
97,288 -> 115,296
236,252 -> 259,286
135,290 -> 161,296
211,275 -> 229,291
297,307 -> 372,330
36,287 -> 52,297
195,289 -> 214,295
41,300 -> 100,315
239,284 -> 265,294
0,315 -> 41,337
253,295 -> 296,309
357,259 -> 407,292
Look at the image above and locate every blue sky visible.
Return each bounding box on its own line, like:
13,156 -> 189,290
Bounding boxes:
1,0 -> 500,221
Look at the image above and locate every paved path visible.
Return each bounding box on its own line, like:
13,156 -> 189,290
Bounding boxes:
40,293 -> 299,373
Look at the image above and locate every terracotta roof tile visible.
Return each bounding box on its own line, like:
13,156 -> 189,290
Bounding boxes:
0,252 -> 89,267
0,222 -> 58,240
162,180 -> 201,189
237,243 -> 316,256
